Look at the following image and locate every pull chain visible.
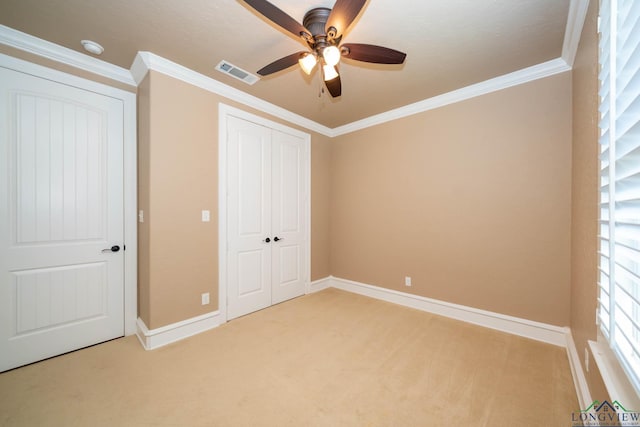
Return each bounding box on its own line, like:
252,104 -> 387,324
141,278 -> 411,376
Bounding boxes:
318,66 -> 324,98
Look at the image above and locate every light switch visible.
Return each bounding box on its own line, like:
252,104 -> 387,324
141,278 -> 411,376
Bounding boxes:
201,210 -> 210,222
138,210 -> 144,223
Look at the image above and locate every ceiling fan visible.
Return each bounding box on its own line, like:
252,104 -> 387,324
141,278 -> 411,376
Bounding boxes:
243,0 -> 407,98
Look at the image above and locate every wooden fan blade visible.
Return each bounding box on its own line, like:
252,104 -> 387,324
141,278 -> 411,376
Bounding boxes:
243,0 -> 310,39
257,52 -> 306,76
325,74 -> 342,98
325,0 -> 367,37
341,43 -> 407,64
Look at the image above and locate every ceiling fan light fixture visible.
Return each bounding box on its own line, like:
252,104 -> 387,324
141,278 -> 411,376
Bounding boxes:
298,52 -> 317,75
247,1 -> 406,99
322,45 -> 341,66
323,64 -> 339,81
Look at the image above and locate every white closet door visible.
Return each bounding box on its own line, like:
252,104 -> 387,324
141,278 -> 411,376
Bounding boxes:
0,67 -> 125,372
226,117 -> 272,320
271,130 -> 306,304
225,115 -> 307,320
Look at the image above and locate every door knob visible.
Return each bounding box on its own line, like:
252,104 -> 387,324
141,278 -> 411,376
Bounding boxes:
102,245 -> 120,253
263,237 -> 271,243
273,236 -> 283,242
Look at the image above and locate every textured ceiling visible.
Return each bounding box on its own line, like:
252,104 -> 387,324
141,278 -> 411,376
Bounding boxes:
0,0 -> 570,128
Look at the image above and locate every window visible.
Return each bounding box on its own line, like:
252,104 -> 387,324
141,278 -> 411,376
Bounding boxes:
598,0 -> 640,394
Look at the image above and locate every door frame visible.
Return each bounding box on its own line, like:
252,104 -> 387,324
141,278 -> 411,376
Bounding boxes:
0,53 -> 138,336
218,103 -> 311,323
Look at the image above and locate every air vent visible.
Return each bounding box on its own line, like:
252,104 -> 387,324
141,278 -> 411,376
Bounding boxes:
215,61 -> 259,85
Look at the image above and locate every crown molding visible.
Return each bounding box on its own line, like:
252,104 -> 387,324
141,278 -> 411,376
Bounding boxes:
130,52 -> 149,86
0,25 -> 136,87
562,0 -> 590,67
132,52 -> 333,137
132,53 -> 571,138
1,21 -> 575,138
331,57 -> 571,137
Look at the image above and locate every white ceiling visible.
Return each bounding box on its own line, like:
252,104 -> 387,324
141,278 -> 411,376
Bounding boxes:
0,0 -> 571,128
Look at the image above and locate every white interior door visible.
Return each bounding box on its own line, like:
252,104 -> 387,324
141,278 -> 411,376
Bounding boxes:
226,117 -> 272,320
0,67 -> 125,372
271,130 -> 306,304
225,115 -> 307,320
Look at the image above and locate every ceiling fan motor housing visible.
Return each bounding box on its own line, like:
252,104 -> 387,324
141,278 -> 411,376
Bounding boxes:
302,7 -> 341,53
303,7 -> 331,37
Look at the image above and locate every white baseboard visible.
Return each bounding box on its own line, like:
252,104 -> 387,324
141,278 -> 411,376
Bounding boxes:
566,332 -> 593,409
136,311 -> 221,350
309,277 -> 332,294
326,276 -> 568,347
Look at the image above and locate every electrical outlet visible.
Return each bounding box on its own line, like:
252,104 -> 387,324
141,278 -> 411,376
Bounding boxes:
138,210 -> 144,223
201,292 -> 210,305
405,276 -> 412,287
585,348 -> 590,372
201,210 -> 210,222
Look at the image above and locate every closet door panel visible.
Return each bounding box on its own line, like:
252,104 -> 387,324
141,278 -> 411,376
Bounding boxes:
226,117 -> 272,320
271,130 -> 306,305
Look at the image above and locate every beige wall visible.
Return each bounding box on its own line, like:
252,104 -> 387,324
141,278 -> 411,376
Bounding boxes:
311,134 -> 332,279
570,0 -> 608,400
1,29 -> 597,345
138,75 -> 152,324
140,68 -> 573,329
139,71 -> 219,329
330,73 -> 573,326
137,70 -> 332,329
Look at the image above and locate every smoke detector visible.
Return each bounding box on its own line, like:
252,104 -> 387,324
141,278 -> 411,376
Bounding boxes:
81,40 -> 104,55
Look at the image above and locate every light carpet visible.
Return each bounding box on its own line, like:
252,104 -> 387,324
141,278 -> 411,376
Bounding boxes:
0,288 -> 577,426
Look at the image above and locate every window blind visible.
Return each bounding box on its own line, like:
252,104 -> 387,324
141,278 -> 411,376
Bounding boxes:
598,0 -> 640,393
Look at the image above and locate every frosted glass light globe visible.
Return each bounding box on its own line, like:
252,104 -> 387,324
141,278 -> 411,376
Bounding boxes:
323,64 -> 339,81
298,52 -> 317,75
323,46 -> 341,67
